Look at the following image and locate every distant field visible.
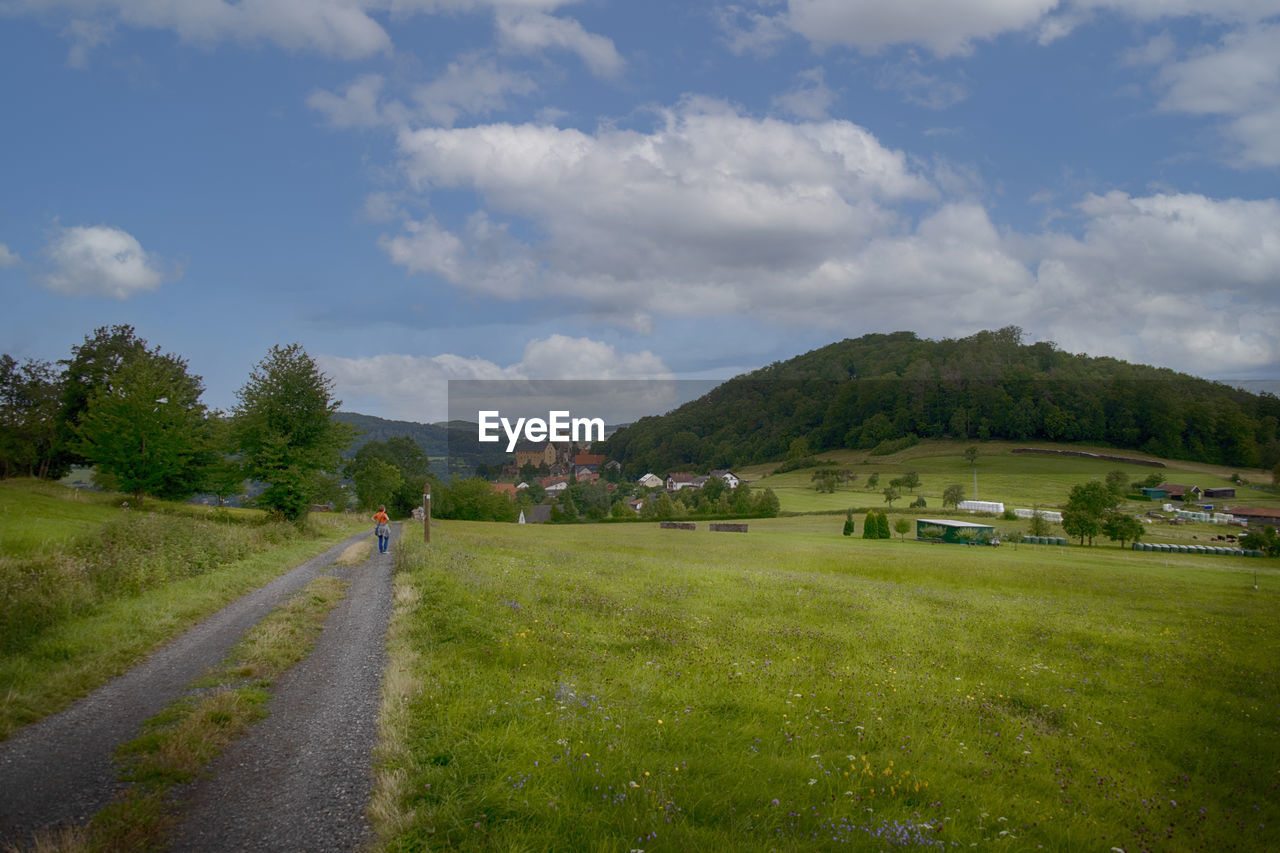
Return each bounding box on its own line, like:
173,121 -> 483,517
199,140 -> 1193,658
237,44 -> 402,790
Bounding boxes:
376,517 -> 1279,851
740,440 -> 1277,519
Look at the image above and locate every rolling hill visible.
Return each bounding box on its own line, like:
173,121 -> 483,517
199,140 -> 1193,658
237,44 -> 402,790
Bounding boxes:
602,328 -> 1280,476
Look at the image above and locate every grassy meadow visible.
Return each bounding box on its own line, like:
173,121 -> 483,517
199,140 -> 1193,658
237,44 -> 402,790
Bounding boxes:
376,517 -> 1279,851
742,440 -> 1277,518
0,479 -> 367,738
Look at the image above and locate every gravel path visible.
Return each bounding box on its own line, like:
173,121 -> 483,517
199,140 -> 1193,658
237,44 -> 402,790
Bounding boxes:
0,525 -> 395,850
168,528 -> 394,851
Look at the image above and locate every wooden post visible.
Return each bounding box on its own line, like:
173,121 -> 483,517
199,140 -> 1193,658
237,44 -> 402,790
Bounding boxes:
423,491 -> 432,544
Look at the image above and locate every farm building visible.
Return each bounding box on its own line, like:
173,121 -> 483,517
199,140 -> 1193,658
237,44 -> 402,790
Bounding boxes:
1159,483 -> 1201,501
916,518 -> 996,544
517,506 -> 552,524
1202,487 -> 1235,499
1141,487 -> 1168,500
1229,506 -> 1280,527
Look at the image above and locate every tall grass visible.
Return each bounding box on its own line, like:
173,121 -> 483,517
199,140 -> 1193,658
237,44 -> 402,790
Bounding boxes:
0,482 -> 366,738
374,520 -> 1279,851
1,509 -> 303,656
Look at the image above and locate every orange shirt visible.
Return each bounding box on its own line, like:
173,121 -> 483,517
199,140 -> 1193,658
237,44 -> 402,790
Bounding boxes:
372,510 -> 389,524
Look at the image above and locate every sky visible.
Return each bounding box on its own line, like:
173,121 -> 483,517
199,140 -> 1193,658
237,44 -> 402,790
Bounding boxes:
2,0 -> 1279,424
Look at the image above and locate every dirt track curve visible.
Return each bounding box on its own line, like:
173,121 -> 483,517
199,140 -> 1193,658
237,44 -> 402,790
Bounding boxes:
0,524 -> 396,851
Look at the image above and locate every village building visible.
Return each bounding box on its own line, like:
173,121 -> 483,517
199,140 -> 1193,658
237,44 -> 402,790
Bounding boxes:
514,441 -> 557,470
573,453 -> 606,471
666,472 -> 698,491
637,473 -> 663,489
541,475 -> 569,496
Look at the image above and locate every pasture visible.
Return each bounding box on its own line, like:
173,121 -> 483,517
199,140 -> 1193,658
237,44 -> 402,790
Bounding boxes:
376,517 -> 1279,851
742,440 -> 1275,517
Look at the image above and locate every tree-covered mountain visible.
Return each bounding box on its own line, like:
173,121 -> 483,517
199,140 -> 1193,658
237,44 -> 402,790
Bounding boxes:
334,412 -> 507,479
602,328 -> 1280,476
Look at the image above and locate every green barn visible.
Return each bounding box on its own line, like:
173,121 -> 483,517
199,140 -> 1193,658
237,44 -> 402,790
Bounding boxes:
916,518 -> 996,544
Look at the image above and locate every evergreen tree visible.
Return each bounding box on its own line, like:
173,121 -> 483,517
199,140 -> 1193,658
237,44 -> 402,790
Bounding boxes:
876,510 -> 891,539
843,509 -> 855,537
862,510 -> 878,539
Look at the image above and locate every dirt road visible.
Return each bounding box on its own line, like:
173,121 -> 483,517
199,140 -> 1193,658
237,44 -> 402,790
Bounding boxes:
0,525 -> 395,850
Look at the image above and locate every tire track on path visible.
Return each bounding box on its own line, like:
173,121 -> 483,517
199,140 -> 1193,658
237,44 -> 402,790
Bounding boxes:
167,526 -> 395,851
0,527 -> 381,847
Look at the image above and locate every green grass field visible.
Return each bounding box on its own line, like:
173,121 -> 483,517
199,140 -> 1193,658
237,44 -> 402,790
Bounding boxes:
377,518 -> 1280,851
742,440 -> 1277,517
0,480 -> 367,738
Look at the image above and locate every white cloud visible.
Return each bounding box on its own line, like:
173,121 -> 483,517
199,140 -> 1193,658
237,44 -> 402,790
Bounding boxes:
41,224 -> 177,299
308,57 -> 537,130
786,0 -> 1058,57
25,0 -> 392,59
875,59 -> 970,109
717,4 -> 792,56
494,9 -> 623,77
318,334 -> 670,421
381,95 -> 1280,377
775,0 -> 1280,55
308,73 -> 394,129
1032,191 -> 1280,373
379,213 -> 537,295
62,18 -> 113,68
1153,23 -> 1280,166
411,54 -> 539,125
386,98 -> 936,322
772,67 -> 837,120
0,243 -> 20,268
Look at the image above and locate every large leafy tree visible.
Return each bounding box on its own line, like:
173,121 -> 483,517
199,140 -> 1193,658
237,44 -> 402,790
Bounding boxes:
0,356 -> 63,479
56,325 -> 149,472
1062,480 -> 1120,546
346,436 -> 434,515
1101,512 -> 1144,548
76,349 -> 214,501
233,344 -> 355,521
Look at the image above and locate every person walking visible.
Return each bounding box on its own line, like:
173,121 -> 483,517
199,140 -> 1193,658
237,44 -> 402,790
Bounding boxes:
372,505 -> 391,554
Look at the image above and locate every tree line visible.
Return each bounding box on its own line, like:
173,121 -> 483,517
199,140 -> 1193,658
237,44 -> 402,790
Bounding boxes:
1,325 -> 352,521
603,328 -> 1280,475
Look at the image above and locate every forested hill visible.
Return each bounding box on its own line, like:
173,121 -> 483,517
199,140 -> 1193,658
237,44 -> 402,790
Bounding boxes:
601,328 -> 1280,475
333,412 -> 507,478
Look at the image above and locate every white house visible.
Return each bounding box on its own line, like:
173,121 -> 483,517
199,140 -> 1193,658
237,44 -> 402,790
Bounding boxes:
709,469 -> 740,489
637,473 -> 663,489
666,472 -> 698,491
